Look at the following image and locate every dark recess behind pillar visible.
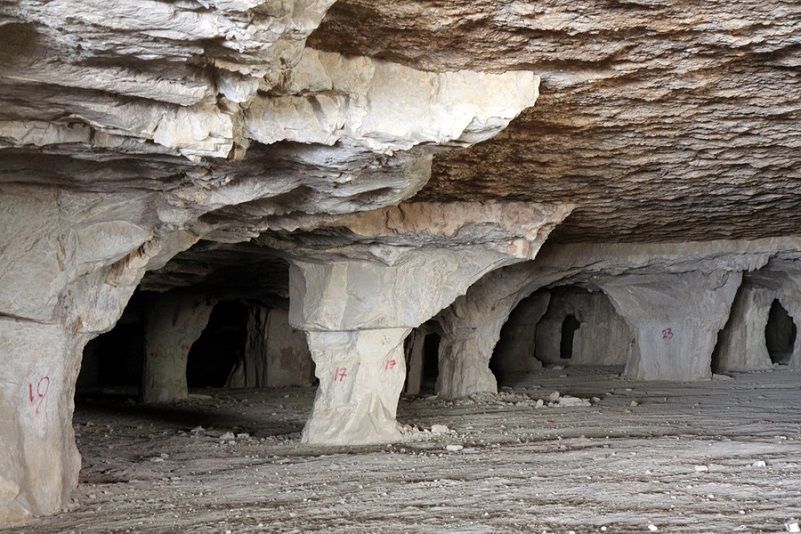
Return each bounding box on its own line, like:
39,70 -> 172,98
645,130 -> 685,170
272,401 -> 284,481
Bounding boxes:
186,301 -> 249,388
77,290 -> 148,391
421,332 -> 440,393
766,299 -> 796,365
560,314 -> 580,360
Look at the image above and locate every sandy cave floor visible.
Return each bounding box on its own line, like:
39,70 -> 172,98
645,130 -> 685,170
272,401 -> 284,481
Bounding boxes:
8,367 -> 801,533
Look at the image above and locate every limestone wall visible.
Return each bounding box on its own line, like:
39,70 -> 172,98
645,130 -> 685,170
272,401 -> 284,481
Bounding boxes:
534,288 -> 631,366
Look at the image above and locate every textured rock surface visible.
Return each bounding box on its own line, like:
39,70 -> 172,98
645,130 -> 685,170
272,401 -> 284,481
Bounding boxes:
533,288 -> 631,367
311,0 -> 801,242
287,201 -> 570,443
3,0 -> 801,527
714,281 -> 776,372
600,271 -> 742,381
142,294 -> 214,403
434,238 -> 801,396
492,292 -> 551,375
0,0 -> 545,522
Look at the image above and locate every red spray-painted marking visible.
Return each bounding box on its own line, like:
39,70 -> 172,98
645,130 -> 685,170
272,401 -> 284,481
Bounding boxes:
27,376 -> 50,415
661,328 -> 674,341
334,367 -> 348,382
385,359 -> 397,371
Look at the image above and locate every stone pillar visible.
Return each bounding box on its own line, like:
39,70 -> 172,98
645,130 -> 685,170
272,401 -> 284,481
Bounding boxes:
0,321 -> 88,526
0,186 -> 199,524
142,294 -> 213,403
437,300 -> 512,399
600,271 -> 742,381
302,328 -> 410,444
771,273 -> 801,370
403,327 -> 429,396
715,282 -> 775,372
492,292 -> 550,373
229,306 -> 314,388
289,253 -> 506,444
434,264 -> 564,399
283,201 -> 572,444
231,304 -> 270,388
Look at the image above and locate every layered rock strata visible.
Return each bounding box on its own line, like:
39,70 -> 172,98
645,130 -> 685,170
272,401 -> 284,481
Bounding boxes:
435,238 -> 801,397
311,0 -> 801,243
267,201 -> 571,444
0,1 -> 541,522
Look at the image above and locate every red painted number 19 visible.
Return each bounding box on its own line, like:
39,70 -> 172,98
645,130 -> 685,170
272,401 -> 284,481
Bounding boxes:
28,376 -> 50,415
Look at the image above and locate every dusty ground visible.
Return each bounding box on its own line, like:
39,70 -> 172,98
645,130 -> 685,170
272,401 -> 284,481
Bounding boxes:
7,367 -> 801,533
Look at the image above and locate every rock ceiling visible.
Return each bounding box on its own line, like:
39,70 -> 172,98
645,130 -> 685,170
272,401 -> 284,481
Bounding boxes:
3,0 -> 801,299
311,0 -> 801,242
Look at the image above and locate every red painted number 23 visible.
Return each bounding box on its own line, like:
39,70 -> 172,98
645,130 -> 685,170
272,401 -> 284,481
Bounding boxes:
28,376 -> 50,415
661,328 -> 674,341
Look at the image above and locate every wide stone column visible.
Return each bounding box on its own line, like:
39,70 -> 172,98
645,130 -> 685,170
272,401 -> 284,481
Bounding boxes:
0,321 -> 89,526
0,186 -> 199,525
715,281 -> 775,372
280,201 -> 573,444
437,300 -> 516,399
434,263 -> 564,399
289,252 -> 512,445
600,271 -> 742,381
302,328 -> 410,444
142,294 -> 213,404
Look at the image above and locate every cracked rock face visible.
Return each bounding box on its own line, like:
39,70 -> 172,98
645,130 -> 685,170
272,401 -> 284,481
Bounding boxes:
311,0 -> 801,242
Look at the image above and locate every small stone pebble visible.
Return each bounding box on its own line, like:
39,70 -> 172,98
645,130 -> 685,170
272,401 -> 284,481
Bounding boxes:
445,444 -> 464,452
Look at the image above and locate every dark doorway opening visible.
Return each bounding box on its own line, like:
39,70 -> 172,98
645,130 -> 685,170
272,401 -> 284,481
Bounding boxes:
77,290 -> 148,394
80,323 -> 145,389
560,314 -> 581,360
765,299 -> 796,365
186,301 -> 249,388
421,332 -> 440,393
